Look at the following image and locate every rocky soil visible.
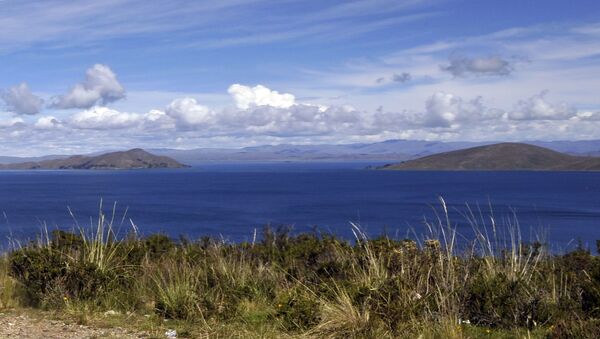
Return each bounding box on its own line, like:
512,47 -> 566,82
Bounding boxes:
0,312 -> 151,338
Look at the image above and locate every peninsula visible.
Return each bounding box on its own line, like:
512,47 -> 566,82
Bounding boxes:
0,148 -> 189,170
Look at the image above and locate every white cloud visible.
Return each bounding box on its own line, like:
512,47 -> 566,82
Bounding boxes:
69,106 -> 140,129
220,103 -> 364,136
228,84 -> 295,109
51,64 -> 126,109
153,84 -> 364,137
576,111 -> 600,121
165,98 -> 215,129
34,116 -> 62,130
384,92 -> 503,128
509,91 -> 576,120
1,83 -> 44,115
0,117 -> 25,129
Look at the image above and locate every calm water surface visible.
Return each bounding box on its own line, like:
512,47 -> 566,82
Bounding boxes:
0,162 -> 598,251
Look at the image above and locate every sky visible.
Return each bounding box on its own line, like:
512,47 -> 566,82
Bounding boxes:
1,0 -> 600,156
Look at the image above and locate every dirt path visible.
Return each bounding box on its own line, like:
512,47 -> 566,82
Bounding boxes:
0,312 -> 150,338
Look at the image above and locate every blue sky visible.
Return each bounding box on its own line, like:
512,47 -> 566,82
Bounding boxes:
1,0 -> 600,155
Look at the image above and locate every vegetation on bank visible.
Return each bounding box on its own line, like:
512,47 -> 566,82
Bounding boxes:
0,202 -> 599,338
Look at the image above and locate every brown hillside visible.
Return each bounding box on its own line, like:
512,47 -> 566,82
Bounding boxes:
380,143 -> 600,171
0,148 -> 189,170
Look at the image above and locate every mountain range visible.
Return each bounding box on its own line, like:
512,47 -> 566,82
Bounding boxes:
149,139 -> 600,164
0,139 -> 599,166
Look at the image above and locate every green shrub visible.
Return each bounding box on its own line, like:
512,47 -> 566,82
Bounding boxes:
463,272 -> 548,328
145,234 -> 175,260
9,247 -> 68,306
275,288 -> 320,331
51,230 -> 83,251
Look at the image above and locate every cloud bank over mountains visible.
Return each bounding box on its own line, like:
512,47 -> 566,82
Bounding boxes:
0,61 -> 598,156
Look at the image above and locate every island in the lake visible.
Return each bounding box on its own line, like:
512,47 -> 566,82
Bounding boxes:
379,142 -> 600,171
0,148 -> 189,170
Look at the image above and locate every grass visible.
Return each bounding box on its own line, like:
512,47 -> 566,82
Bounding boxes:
0,201 -> 599,338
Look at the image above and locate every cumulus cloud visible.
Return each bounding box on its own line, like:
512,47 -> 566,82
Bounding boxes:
142,109 -> 175,130
220,103 -> 363,136
1,83 -> 44,115
34,116 -> 62,130
228,84 -> 295,109
165,98 -> 215,129
401,92 -> 502,128
51,64 -> 126,109
509,91 -> 576,120
157,85 -> 364,137
69,106 -> 141,129
373,92 -> 507,132
0,117 -> 25,129
441,56 -> 513,77
576,111 -> 600,121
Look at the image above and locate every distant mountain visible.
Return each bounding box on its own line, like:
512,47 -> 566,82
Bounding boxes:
0,149 -> 188,170
149,144 -> 413,164
379,143 -> 600,171
151,139 -> 600,165
149,140 -> 489,165
0,154 -> 68,164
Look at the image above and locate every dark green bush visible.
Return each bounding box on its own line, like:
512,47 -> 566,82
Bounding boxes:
9,247 -> 67,306
51,230 -> 83,251
463,273 -> 548,328
8,247 -> 123,308
275,288 -> 320,331
145,234 -> 175,259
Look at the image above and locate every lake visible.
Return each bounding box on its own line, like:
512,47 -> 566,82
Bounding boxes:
0,162 -> 598,252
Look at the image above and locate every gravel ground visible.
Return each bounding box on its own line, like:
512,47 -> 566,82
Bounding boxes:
0,312 -> 150,338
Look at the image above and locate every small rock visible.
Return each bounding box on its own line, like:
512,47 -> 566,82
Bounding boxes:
104,310 -> 119,316
165,329 -> 177,338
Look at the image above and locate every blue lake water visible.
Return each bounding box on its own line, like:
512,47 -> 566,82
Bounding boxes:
0,162 -> 599,252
